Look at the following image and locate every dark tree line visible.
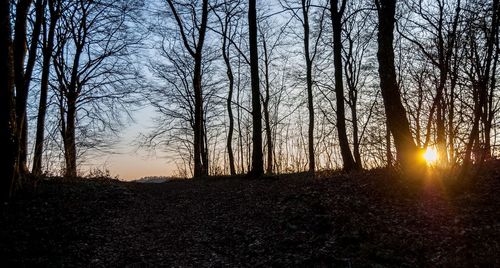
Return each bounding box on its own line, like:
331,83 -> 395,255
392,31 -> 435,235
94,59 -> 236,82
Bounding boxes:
1,0 -> 499,198
147,0 -> 499,178
1,0 -> 18,199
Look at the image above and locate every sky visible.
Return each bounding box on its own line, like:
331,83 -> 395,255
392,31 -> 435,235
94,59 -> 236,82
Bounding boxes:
89,106 -> 176,181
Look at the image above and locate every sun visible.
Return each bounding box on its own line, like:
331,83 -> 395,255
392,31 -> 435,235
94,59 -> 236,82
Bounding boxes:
423,147 -> 438,164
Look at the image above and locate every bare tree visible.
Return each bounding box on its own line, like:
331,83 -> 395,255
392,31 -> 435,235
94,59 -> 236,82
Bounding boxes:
13,0 -> 34,176
281,0 -> 325,173
32,0 -> 60,176
342,0 -> 375,169
213,0 -> 244,175
248,0 -> 263,177
331,0 -> 357,171
166,0 -> 210,178
463,0 -> 499,168
257,17 -> 290,175
52,0 -> 142,177
375,0 -> 420,169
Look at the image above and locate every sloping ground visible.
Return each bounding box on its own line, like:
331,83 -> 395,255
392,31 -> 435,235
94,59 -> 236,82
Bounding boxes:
1,162 -> 500,267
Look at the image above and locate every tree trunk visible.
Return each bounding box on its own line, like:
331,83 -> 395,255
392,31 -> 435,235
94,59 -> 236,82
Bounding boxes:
331,0 -> 356,171
18,0 -> 44,177
33,0 -> 57,176
222,32 -> 236,176
375,0 -> 420,169
302,0 -> 315,173
13,0 -> 33,176
193,53 -> 204,177
434,6 -> 448,166
0,0 -> 19,200
386,119 -> 392,167
248,0 -> 264,177
23,0 -> 43,95
202,116 -> 209,175
351,101 -> 362,168
63,96 -> 77,177
436,94 -> 447,164
226,84 -> 236,175
463,90 -> 480,169
236,56 -> 245,173
448,69 -> 456,165
188,0 -> 209,178
263,98 -> 273,174
61,30 -> 84,177
485,45 -> 498,159
261,36 -> 273,175
482,0 -> 499,160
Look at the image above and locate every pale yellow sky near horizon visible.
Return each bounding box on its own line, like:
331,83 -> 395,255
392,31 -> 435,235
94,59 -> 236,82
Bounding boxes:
88,106 -> 177,181
102,152 -> 175,180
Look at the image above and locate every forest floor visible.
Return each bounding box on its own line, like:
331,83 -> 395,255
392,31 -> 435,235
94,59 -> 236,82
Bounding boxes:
1,161 -> 500,267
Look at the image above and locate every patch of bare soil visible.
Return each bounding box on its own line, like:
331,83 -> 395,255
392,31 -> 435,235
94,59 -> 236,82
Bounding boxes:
1,161 -> 500,267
